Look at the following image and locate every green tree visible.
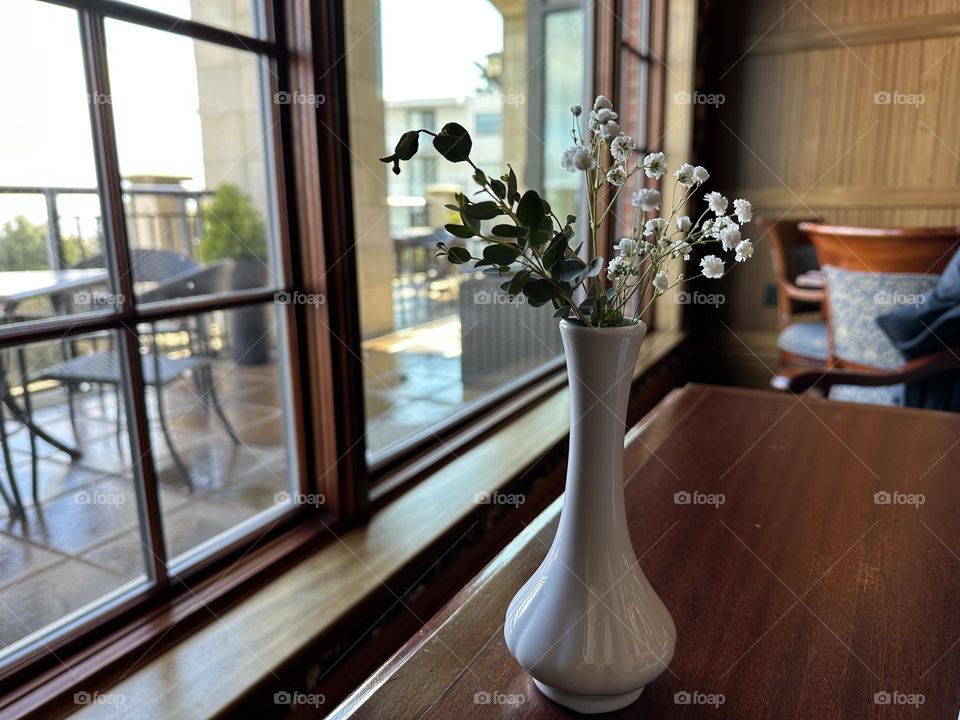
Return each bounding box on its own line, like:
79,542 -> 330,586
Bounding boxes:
0,216 -> 50,271
198,183 -> 267,263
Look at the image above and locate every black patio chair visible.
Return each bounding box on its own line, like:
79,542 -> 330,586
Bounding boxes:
24,260 -> 241,500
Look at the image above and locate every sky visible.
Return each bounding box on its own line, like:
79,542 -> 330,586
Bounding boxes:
0,0 -> 501,223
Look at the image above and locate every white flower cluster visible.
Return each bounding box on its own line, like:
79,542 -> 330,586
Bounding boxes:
560,94 -> 756,321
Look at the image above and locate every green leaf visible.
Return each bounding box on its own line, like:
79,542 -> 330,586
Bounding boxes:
517,190 -> 545,230
522,279 -> 559,307
553,304 -> 571,319
473,168 -> 487,185
566,215 -> 577,225
463,201 -> 503,220
530,229 -> 551,247
483,243 -> 520,265
508,269 -> 531,295
587,256 -> 604,278
447,246 -> 472,264
542,233 -> 567,270
491,224 -> 527,239
378,130 -> 420,175
444,224 -> 475,239
507,165 -> 518,204
432,122 -> 472,163
559,258 -> 589,285
490,179 -> 506,200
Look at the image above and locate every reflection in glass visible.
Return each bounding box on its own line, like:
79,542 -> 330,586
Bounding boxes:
0,332 -> 150,657
0,1 -> 113,327
105,20 -> 281,306
349,0 -> 584,460
115,0 -> 264,38
139,304 -> 296,564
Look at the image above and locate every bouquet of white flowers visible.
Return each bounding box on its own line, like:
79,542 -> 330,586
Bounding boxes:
380,94 -> 753,327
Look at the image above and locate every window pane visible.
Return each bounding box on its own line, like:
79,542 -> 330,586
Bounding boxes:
0,1 -> 116,328
105,20 -> 282,305
348,0 -> 584,461
139,304 -> 297,566
543,9 -> 585,212
0,332 -> 152,659
115,0 -> 264,39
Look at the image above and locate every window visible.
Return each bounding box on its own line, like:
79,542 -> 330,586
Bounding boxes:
475,112 -> 503,135
346,0 -> 587,468
0,0 -> 304,668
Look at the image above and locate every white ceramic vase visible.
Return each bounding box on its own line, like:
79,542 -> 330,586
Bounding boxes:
503,319 -> 676,714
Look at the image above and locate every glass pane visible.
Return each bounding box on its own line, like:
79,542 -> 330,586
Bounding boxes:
105,20 -> 282,305
0,332 -> 151,658
348,0 -> 584,460
0,1 -> 116,328
139,304 -> 296,565
115,0 -> 264,39
543,9 -> 585,212
622,0 -> 650,55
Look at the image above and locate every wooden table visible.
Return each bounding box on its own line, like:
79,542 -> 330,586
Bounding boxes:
330,384 -> 960,719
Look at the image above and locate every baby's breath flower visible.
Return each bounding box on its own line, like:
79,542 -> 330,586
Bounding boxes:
735,239 -> 754,262
572,147 -> 595,171
631,188 -> 661,212
611,134 -> 635,162
673,163 -> 695,188
676,215 -> 691,232
705,191 -> 728,216
616,237 -> 638,256
720,227 -> 741,252
570,104 -> 583,117
653,270 -> 670,294
599,120 -> 622,142
594,95 -> 613,111
606,165 -> 628,186
733,198 -> 753,223
642,151 -> 667,179
692,165 -> 710,184
643,217 -> 667,237
671,239 -> 692,260
700,255 -> 725,279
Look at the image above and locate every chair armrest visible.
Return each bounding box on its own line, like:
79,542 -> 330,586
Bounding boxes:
777,278 -> 825,304
771,348 -> 960,394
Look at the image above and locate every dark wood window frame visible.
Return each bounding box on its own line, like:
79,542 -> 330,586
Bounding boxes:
0,0 -> 669,714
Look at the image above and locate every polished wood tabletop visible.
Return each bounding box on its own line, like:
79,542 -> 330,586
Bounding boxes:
330,384 -> 960,719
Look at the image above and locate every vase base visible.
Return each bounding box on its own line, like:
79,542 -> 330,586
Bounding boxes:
533,680 -> 644,714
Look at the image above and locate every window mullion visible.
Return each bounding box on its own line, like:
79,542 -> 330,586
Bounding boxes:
78,7 -> 169,586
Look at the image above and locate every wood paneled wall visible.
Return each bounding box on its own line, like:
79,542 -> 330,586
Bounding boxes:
701,0 -> 960,332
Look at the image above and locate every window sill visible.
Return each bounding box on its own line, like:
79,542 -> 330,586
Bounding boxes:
65,328 -> 686,719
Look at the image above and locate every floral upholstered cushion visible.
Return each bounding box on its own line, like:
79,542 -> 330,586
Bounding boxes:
777,321 -> 828,361
822,266 -> 940,405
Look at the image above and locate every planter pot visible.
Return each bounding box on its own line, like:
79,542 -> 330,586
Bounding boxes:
503,319 -> 676,714
229,258 -> 270,365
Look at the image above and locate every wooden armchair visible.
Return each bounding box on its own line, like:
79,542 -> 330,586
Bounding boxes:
760,217 -> 828,369
772,223 -> 960,405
